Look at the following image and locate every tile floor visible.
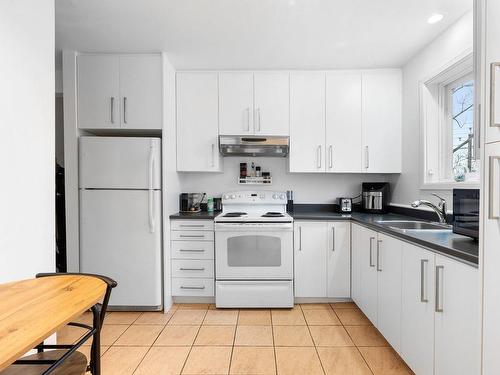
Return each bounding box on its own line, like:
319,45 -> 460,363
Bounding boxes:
59,302 -> 414,375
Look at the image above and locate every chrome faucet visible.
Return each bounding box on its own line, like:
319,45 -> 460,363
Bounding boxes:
411,194 -> 448,224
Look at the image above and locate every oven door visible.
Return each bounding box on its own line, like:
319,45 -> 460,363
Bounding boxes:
215,222 -> 293,280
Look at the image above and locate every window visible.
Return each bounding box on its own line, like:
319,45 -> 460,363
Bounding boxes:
420,52 -> 479,188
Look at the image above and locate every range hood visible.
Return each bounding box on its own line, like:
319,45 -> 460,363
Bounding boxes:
219,136 -> 289,157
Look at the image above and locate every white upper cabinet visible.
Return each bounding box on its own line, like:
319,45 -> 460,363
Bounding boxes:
254,72 -> 290,136
326,221 -> 351,298
361,70 -> 402,173
176,72 -> 221,172
219,73 -> 254,135
289,72 -> 326,173
119,55 -> 162,130
326,71 -> 362,172
77,55 -> 120,129
77,54 -> 162,130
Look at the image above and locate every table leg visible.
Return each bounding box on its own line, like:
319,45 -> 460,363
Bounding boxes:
90,305 -> 102,375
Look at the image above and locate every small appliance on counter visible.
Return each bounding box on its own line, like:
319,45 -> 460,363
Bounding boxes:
338,198 -> 353,213
286,190 -> 294,213
453,188 -> 480,239
362,182 -> 390,213
179,193 -> 206,213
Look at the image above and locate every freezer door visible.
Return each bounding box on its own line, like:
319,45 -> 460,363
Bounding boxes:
79,136 -> 161,189
80,189 -> 162,308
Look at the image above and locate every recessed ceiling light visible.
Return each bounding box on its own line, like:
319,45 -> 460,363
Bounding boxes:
427,13 -> 444,24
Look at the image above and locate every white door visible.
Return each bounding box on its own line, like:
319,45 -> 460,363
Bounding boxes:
77,55 -> 120,129
400,243 -> 435,375
294,222 -> 327,297
254,72 -> 290,136
79,137 -> 161,189
361,70 -> 402,173
327,222 -> 351,298
119,55 -> 162,129
359,226 -> 378,324
289,72 -> 326,173
326,71 -> 362,172
351,224 -> 363,306
80,190 -> 162,307
176,73 -> 221,172
485,0 -> 500,143
434,255 -> 480,375
376,233 -> 403,352
219,73 -> 254,135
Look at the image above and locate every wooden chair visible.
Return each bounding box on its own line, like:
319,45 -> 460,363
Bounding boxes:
0,273 -> 117,375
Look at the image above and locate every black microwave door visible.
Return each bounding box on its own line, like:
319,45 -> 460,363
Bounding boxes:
453,189 -> 480,239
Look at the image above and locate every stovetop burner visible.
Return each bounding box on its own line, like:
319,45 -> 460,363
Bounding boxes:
261,212 -> 285,218
223,212 -> 247,218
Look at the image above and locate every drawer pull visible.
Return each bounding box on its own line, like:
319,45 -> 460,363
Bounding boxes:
179,224 -> 206,228
179,249 -> 205,252
180,286 -> 206,290
180,267 -> 205,271
179,235 -> 205,238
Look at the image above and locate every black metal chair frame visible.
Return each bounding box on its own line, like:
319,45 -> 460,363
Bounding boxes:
10,273 -> 117,375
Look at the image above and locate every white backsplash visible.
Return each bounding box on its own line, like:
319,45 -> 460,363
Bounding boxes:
179,157 -> 392,204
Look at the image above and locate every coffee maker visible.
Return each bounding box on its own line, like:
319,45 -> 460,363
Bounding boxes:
362,183 -> 389,213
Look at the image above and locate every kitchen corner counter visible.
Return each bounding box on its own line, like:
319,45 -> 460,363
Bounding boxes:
292,209 -> 479,267
169,211 -> 221,220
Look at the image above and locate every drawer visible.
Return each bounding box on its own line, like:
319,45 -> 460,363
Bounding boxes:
172,278 -> 214,297
171,230 -> 214,241
171,241 -> 214,259
172,259 -> 214,278
171,220 -> 214,231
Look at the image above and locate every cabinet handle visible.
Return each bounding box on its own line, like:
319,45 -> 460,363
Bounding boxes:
376,239 -> 382,272
420,259 -> 429,303
211,144 -> 215,167
180,267 -> 205,271
435,265 -> 444,312
246,108 -> 250,131
317,145 -> 322,169
331,226 -> 335,251
329,145 -> 333,169
110,97 -> 115,124
179,249 -> 205,252
179,224 -> 205,228
179,234 -> 205,238
298,226 -> 302,251
180,286 -> 206,290
365,146 -> 369,169
123,97 -> 128,124
489,156 -> 500,219
369,237 -> 375,267
257,108 -> 261,132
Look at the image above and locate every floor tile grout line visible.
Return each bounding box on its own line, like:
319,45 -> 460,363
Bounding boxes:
270,308 -> 278,375
228,309 -> 240,375
301,306 -> 327,375
178,308 -> 207,375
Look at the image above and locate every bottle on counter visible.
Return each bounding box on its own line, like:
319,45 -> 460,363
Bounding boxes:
256,166 -> 262,177
207,197 -> 214,212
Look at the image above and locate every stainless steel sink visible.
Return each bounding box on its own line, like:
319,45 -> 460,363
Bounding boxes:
376,220 -> 452,232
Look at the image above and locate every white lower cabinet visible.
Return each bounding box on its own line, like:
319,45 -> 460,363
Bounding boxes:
294,221 -> 350,298
353,223 -> 480,375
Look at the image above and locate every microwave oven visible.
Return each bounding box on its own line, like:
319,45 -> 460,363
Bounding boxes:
452,189 -> 480,239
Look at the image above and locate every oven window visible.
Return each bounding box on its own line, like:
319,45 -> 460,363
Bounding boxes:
227,235 -> 281,267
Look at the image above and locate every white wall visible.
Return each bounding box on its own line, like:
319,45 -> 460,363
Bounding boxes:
390,11 -> 473,207
0,0 -> 55,282
179,157 -> 391,203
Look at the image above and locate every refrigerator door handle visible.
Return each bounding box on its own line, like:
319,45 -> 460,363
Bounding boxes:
148,141 -> 155,233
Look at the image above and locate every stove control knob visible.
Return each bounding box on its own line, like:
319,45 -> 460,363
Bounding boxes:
223,194 -> 230,200
272,194 -> 279,199
279,193 -> 286,200
230,194 -> 236,199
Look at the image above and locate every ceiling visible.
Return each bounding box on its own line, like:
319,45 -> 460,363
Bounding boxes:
55,0 -> 472,70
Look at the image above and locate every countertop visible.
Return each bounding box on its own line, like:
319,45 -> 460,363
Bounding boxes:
170,208 -> 479,267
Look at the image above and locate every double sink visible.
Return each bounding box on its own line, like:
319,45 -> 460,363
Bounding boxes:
376,220 -> 452,233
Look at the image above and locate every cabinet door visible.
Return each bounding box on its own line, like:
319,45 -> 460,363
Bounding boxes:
77,55 -> 120,129
119,55 -> 162,129
289,72 -> 326,172
294,222 -> 327,297
219,73 -> 254,135
485,0 -> 500,143
376,233 -> 402,352
434,255 -> 480,375
326,72 -> 362,172
361,70 -> 402,173
351,224 -> 363,306
327,222 -> 351,298
254,72 -> 290,136
400,243 -> 435,375
176,73 -> 221,172
358,226 -> 378,324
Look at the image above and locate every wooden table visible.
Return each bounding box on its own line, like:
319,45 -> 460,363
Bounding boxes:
0,275 -> 107,372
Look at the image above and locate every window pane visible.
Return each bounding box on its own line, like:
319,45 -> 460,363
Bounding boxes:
451,79 -> 477,181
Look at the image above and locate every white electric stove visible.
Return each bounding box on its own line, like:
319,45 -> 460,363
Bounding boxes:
214,191 -> 294,308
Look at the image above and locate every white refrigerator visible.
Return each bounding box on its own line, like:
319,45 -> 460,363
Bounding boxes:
79,136 -> 162,310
